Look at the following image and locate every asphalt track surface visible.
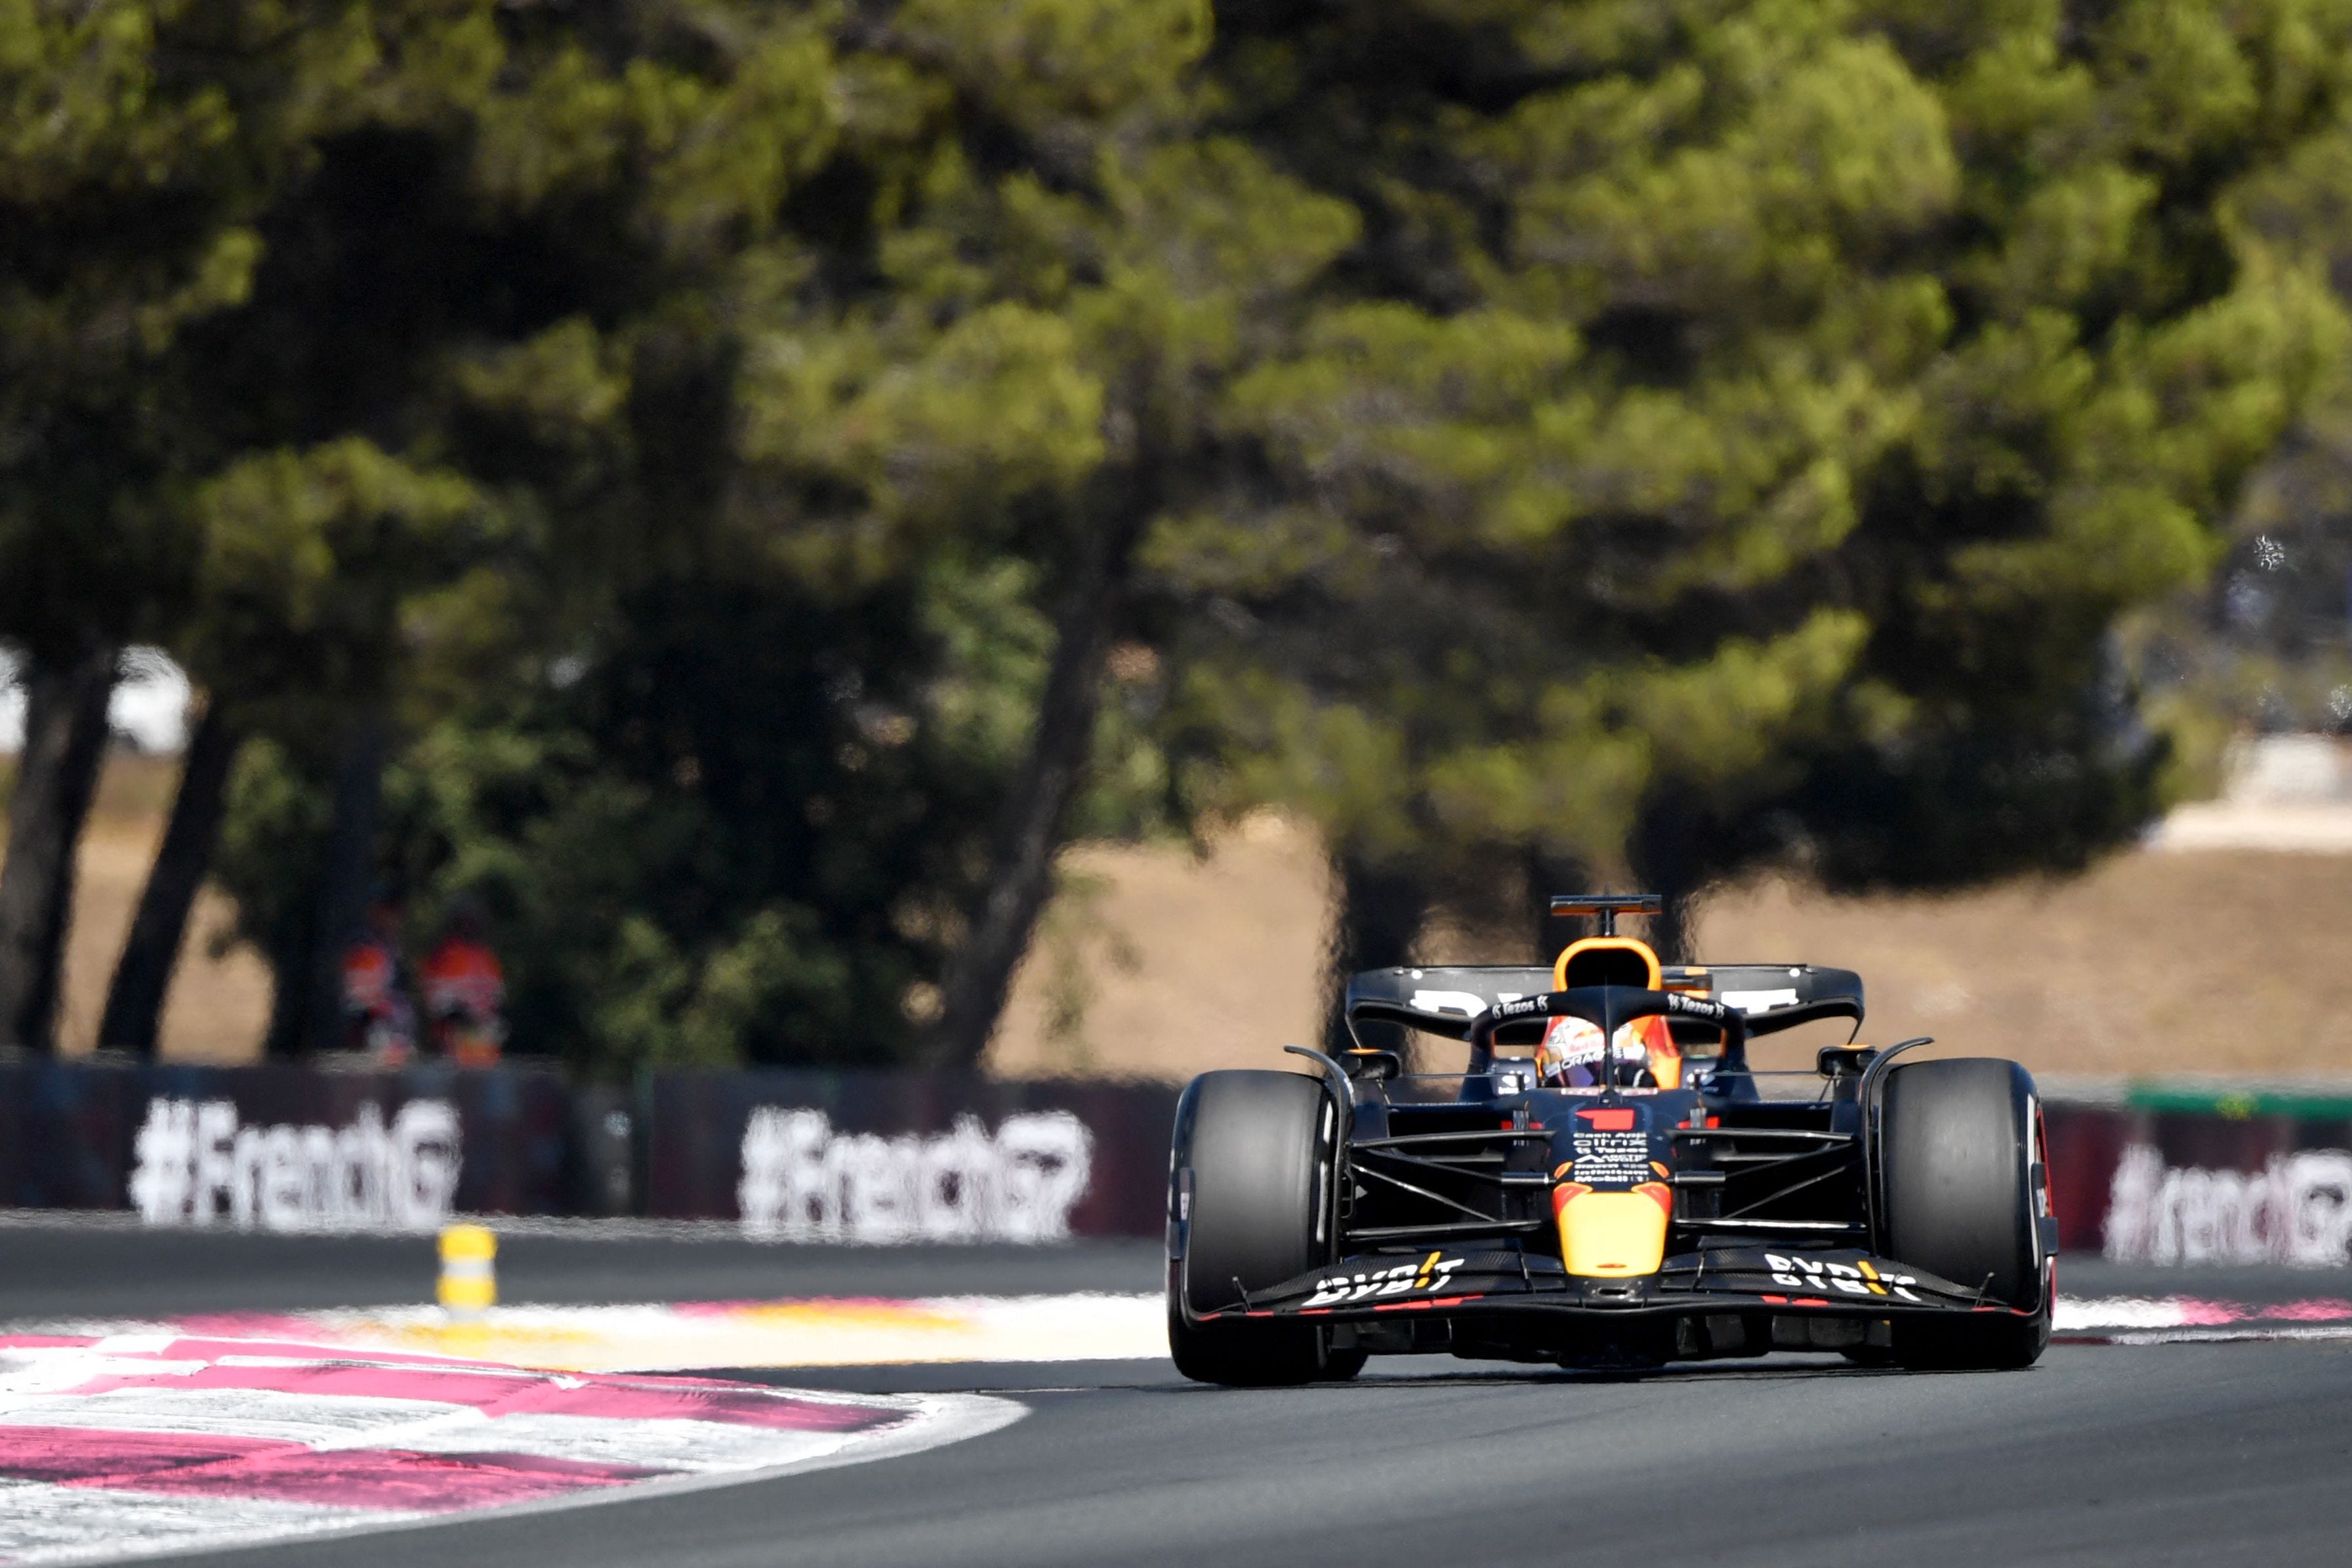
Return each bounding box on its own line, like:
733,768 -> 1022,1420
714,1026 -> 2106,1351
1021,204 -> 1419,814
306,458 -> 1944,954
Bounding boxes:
11,1229 -> 2351,1567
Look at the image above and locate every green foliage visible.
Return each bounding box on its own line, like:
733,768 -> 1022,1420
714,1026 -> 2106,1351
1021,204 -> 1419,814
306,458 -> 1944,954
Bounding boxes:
193,439 -> 489,714
21,0 -> 2352,1066
1160,0 -> 2352,918
209,733 -> 334,979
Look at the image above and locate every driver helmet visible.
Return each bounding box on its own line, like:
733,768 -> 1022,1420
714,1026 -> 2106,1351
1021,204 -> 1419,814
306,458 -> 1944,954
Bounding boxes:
1538,1015 -> 1662,1088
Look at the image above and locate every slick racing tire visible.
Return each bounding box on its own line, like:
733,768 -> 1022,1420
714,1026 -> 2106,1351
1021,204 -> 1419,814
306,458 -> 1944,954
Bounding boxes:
1878,1058 -> 2052,1371
1166,1069 -> 1360,1387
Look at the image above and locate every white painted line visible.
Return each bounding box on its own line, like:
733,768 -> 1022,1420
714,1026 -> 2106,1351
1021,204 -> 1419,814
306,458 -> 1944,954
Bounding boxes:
346,1411 -> 863,1472
2054,1294 -> 2352,1343
119,1401 -> 1035,1568
0,1387 -> 472,1444
2054,1296 -> 2198,1331
30,1290 -> 2352,1374
15,1293 -> 1171,1373
0,1481 -> 373,1565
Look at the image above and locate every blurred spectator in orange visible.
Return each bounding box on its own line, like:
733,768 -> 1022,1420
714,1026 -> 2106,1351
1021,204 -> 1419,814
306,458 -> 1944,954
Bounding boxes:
340,888 -> 418,1064
423,896 -> 506,1067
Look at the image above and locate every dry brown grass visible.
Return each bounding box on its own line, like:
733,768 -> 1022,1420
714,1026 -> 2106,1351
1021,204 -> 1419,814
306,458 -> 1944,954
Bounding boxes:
41,754 -> 271,1062
28,761 -> 2350,1079
1694,856 -> 2352,1079
987,819 -> 2352,1083
988,812 -> 1334,1082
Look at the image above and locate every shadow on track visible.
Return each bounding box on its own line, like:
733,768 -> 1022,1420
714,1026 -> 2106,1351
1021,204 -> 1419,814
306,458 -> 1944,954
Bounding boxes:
717,1349 -> 2044,1396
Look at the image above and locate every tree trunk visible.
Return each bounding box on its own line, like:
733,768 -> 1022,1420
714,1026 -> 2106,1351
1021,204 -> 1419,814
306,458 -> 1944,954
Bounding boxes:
1644,885 -> 1703,966
262,920 -> 313,1058
302,708 -> 389,1054
0,644 -> 117,1050
1321,850 -> 1431,1058
97,701 -> 242,1054
924,504 -> 1151,1070
1629,802 -> 1706,964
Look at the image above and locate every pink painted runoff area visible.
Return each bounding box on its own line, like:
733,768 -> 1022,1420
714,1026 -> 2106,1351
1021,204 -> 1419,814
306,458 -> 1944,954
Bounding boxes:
0,1334 -> 928,1523
62,1443 -> 667,1513
2169,1297 -> 2352,1325
0,1426 -> 663,1512
51,1359 -> 896,1431
0,1426 -> 286,1483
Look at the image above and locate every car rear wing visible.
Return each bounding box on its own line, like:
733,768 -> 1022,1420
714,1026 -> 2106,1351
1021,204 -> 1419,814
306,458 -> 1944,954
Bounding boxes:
1342,962 -> 1865,1046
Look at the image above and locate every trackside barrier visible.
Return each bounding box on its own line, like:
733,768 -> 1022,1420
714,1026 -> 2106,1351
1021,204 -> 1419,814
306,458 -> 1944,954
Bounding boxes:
648,1071 -> 1182,1242
0,1060 -> 571,1224
0,1058 -> 1179,1239
0,1057 -> 2342,1258
2046,1092 -> 2352,1267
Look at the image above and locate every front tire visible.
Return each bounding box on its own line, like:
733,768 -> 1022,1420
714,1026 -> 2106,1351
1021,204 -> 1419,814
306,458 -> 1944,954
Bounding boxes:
1878,1058 -> 2051,1371
1166,1069 -> 1353,1386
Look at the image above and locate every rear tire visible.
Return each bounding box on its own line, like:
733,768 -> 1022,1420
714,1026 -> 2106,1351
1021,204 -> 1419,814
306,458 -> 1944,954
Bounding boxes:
1878,1058 -> 2050,1371
1166,1070 -> 1353,1386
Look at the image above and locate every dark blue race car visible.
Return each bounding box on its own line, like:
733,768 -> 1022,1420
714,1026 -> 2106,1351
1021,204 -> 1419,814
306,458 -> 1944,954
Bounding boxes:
1165,894 -> 2055,1384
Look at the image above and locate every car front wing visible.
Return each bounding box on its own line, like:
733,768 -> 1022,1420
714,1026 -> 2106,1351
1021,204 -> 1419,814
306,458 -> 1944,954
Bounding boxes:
1197,1245 -> 2031,1327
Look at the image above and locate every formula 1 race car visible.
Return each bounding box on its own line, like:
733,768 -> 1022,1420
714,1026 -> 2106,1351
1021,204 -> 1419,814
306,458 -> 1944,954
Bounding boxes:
1165,894 -> 2055,1384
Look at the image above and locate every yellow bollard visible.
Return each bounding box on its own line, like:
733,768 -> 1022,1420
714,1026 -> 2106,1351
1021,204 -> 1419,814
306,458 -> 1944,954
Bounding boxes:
438,1224 -> 497,1319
